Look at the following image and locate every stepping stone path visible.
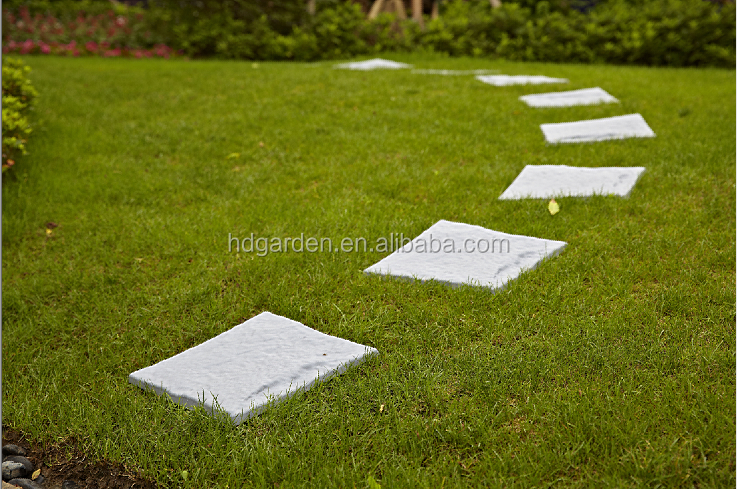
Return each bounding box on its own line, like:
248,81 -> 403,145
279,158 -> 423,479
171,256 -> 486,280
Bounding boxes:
334,58 -> 412,70
499,165 -> 646,199
519,87 -> 618,108
129,312 -> 378,424
363,219 -> 567,290
124,64 -> 657,424
540,113 -> 656,144
476,74 -> 568,86
1,445 -> 43,489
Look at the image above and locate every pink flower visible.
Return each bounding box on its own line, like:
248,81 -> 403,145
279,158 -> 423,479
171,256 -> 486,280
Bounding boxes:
85,41 -> 98,52
116,16 -> 127,26
20,39 -> 34,54
40,42 -> 50,54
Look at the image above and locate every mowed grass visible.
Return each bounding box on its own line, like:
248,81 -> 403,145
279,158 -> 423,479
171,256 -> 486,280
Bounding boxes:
2,54 -> 735,488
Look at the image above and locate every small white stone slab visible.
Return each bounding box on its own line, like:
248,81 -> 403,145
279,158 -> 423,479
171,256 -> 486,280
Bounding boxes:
476,75 -> 568,86
519,87 -> 619,108
364,220 -> 566,291
498,165 -> 646,200
129,312 -> 378,424
334,58 -> 412,71
412,69 -> 499,75
540,113 -> 655,144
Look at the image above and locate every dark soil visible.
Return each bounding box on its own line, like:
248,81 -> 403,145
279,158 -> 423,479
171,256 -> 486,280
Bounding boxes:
2,427 -> 158,489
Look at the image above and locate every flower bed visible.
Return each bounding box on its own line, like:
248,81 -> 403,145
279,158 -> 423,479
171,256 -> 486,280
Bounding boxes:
2,6 -> 179,58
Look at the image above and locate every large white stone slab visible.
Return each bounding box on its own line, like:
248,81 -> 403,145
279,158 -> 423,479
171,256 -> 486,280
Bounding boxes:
129,312 -> 378,424
519,87 -> 619,108
334,58 -> 412,71
412,69 -> 498,75
498,165 -> 646,200
540,113 -> 655,144
364,220 -> 566,291
476,75 -> 568,86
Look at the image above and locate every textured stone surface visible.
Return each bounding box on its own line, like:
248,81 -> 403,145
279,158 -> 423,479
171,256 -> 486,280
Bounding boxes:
2,461 -> 25,481
499,165 -> 646,199
334,58 -> 411,70
7,478 -> 43,489
1,446 -> 26,458
476,75 -> 568,86
540,113 -> 655,144
519,87 -> 618,108
364,220 -> 567,291
129,312 -> 378,424
1,459 -> 31,480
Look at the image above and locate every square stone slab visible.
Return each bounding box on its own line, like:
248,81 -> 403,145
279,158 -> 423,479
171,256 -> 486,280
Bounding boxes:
412,69 -> 499,76
499,165 -> 646,199
334,58 -> 412,70
364,220 -> 566,291
520,87 -> 619,108
540,113 -> 655,143
129,312 -> 378,424
476,75 -> 568,86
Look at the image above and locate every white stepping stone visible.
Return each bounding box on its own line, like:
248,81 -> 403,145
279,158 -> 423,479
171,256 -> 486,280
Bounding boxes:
129,312 -> 378,424
412,69 -> 498,75
334,58 -> 412,70
476,75 -> 568,86
519,87 -> 619,108
499,165 -> 646,200
364,219 -> 566,291
540,113 -> 655,144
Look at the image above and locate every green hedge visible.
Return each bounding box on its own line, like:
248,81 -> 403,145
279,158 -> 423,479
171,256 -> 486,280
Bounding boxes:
149,0 -> 736,66
2,57 -> 38,173
3,0 -> 735,67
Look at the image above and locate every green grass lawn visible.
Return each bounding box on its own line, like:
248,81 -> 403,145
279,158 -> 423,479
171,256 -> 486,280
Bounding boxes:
2,54 -> 735,488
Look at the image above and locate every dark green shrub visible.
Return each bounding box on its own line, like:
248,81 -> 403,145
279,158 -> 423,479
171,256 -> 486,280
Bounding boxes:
146,0 -> 309,57
2,0 -> 734,66
418,0 -> 734,67
2,57 -> 38,172
586,0 -> 736,66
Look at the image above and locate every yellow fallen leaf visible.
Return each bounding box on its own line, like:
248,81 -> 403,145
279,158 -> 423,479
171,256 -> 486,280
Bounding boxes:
32,469 -> 41,480
45,228 -> 52,236
226,153 -> 240,159
380,404 -> 385,412
367,475 -> 381,489
548,199 -> 560,215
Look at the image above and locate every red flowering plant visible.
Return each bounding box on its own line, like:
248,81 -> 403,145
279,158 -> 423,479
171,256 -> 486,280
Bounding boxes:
2,6 -> 179,58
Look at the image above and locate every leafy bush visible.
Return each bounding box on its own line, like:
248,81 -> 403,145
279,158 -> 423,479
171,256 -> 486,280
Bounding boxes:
2,57 -> 38,172
419,0 -> 734,66
1,0 -> 734,67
